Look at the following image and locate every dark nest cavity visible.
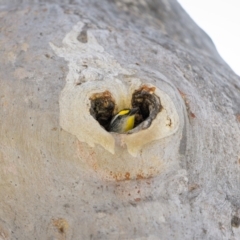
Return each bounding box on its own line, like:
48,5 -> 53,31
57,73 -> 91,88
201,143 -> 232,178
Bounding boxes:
130,86 -> 162,132
89,91 -> 115,130
89,86 -> 162,133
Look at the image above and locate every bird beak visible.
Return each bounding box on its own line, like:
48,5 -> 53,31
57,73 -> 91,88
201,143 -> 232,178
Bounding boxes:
129,107 -> 139,115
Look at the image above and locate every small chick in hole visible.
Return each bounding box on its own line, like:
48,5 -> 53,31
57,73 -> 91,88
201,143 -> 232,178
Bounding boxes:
90,86 -> 161,134
108,107 -> 139,133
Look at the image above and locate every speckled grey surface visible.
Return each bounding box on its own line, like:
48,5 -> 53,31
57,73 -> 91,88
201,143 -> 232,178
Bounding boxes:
0,0 -> 240,239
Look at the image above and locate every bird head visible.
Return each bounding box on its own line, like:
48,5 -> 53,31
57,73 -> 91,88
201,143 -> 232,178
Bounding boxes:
108,107 -> 139,133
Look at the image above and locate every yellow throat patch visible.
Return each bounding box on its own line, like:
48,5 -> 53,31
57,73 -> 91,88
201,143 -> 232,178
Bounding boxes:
124,115 -> 135,132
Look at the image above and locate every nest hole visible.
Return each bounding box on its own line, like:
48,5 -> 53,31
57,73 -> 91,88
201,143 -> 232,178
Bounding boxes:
131,86 -> 162,130
89,86 -> 162,133
90,91 -> 115,130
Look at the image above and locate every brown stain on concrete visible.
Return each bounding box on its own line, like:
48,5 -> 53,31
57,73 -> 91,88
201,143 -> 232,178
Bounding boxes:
77,136 -> 164,181
188,183 -> 200,191
52,218 -> 69,240
125,172 -> 130,180
178,88 -> 196,119
236,114 -> 240,122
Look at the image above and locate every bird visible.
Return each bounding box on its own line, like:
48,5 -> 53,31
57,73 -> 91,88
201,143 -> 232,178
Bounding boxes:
108,107 -> 139,133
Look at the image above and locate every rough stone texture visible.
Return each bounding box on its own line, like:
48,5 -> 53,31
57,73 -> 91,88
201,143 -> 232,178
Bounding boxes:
0,0 -> 240,239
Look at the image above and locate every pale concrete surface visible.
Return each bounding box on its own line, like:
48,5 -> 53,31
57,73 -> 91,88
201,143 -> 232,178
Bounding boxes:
0,0 -> 240,239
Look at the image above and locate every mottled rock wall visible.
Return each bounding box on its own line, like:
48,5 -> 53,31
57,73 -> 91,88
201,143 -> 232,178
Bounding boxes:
0,0 -> 240,239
